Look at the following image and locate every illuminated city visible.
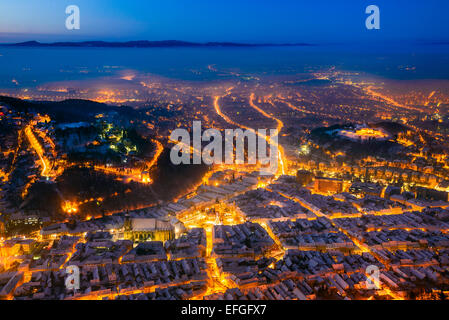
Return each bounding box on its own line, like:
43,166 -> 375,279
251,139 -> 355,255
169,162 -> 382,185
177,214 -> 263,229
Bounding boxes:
0,0 -> 449,305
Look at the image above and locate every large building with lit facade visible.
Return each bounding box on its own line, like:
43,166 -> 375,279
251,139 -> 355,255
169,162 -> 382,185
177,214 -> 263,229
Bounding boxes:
296,170 -> 314,187
124,217 -> 175,242
415,187 -> 449,202
314,177 -> 344,194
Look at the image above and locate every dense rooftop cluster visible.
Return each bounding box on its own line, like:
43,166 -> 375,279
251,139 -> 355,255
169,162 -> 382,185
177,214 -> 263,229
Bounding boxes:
13,258 -> 208,300
213,222 -> 276,258
232,189 -> 313,220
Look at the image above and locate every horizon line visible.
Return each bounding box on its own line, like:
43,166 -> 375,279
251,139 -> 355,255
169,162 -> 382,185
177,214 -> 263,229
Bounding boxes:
1,38 -> 449,46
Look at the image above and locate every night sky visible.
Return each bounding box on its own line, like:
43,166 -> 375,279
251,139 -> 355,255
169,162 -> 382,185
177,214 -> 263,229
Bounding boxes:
0,0 -> 448,43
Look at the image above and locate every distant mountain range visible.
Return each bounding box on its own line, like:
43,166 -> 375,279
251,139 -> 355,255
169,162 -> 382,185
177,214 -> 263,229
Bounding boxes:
0,40 -> 314,48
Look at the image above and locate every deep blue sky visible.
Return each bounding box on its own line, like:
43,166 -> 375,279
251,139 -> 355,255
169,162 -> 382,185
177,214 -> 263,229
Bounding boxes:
0,0 -> 448,43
